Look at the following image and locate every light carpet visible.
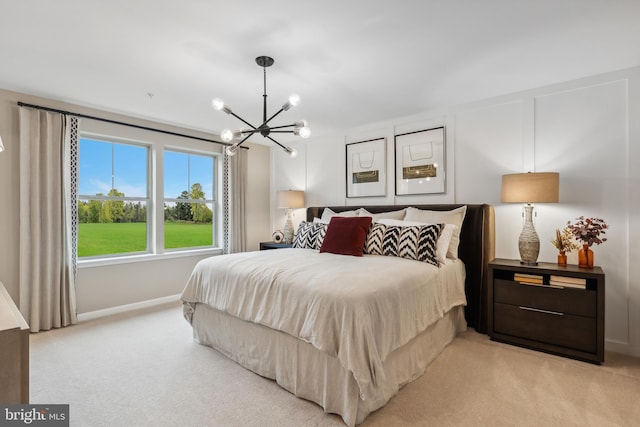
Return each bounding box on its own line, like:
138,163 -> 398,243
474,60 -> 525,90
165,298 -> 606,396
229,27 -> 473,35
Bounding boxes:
30,301 -> 640,426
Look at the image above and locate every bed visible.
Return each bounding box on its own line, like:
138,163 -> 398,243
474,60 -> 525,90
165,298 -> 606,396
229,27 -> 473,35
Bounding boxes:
181,204 -> 495,425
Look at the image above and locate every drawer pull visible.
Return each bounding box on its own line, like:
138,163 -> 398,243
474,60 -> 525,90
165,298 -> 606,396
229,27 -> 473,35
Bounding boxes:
519,306 -> 564,316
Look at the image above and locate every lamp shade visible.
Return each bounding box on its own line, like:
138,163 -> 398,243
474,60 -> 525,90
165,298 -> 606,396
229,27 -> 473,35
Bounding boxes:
277,190 -> 305,209
501,172 -> 559,203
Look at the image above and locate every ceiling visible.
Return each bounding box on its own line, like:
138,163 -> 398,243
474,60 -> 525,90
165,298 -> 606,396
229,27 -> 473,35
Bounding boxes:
2,1 -> 639,145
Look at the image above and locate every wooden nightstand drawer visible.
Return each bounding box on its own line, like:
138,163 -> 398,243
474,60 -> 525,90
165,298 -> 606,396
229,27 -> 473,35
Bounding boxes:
488,259 -> 605,364
494,279 -> 596,317
494,303 -> 597,353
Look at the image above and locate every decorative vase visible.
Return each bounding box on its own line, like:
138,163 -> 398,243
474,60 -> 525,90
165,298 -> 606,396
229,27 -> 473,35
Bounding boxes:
578,244 -> 594,269
557,252 -> 567,266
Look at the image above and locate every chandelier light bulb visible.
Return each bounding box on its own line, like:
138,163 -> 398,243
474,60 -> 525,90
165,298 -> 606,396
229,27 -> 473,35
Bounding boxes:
288,94 -> 300,107
298,126 -> 311,139
212,98 -> 232,114
225,145 -> 238,156
212,98 -> 225,111
282,94 -> 301,111
285,147 -> 297,158
220,129 -> 233,143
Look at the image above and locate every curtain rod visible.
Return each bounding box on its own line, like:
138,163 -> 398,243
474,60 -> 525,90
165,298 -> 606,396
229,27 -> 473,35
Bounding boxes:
17,101 -> 248,150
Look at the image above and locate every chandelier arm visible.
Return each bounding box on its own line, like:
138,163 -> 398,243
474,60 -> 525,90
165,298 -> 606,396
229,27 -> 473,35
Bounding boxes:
268,123 -> 298,131
233,133 -> 255,149
256,107 -> 286,129
266,136 -> 289,151
228,111 -> 259,131
269,130 -> 297,134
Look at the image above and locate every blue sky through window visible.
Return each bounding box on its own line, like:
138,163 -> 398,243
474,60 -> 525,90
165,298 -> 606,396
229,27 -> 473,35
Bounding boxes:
79,138 -> 147,197
164,150 -> 214,200
79,138 -> 214,200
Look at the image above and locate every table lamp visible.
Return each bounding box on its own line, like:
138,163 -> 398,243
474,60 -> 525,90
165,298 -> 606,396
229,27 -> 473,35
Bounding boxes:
277,190 -> 305,244
502,172 -> 559,265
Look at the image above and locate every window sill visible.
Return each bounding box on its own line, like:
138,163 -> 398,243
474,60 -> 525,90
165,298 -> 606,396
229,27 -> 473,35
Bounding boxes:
78,247 -> 223,268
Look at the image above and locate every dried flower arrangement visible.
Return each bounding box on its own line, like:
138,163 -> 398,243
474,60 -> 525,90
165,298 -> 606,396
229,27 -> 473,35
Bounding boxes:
567,216 -> 608,247
551,227 -> 579,254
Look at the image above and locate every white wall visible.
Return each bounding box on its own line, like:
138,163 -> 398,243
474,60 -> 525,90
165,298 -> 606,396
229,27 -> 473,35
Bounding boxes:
271,66 -> 640,357
0,89 -> 271,314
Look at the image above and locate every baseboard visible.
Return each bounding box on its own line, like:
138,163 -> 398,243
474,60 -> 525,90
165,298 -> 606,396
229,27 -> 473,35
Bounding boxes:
605,338 -> 633,356
77,294 -> 181,322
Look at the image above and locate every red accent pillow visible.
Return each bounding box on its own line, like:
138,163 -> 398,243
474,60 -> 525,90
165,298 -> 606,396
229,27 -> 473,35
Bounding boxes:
319,216 -> 373,256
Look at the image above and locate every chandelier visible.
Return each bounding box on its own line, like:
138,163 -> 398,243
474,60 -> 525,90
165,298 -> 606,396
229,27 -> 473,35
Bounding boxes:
212,56 -> 311,157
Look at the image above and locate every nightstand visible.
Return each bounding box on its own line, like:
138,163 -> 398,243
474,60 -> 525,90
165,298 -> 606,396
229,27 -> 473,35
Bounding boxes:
488,258 -> 605,364
259,241 -> 292,250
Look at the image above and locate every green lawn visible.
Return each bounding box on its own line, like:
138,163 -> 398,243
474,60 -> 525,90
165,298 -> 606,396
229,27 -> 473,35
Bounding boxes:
78,222 -> 213,257
165,222 -> 213,249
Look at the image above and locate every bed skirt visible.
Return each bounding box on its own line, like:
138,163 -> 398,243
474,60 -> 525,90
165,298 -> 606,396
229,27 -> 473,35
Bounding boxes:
190,303 -> 466,426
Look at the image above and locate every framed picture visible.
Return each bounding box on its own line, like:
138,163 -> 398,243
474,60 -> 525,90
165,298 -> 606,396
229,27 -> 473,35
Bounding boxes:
395,127 -> 445,195
346,137 -> 386,198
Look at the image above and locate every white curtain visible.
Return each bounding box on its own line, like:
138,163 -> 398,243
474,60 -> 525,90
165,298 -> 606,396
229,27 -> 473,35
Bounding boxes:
223,148 -> 248,253
19,107 -> 78,332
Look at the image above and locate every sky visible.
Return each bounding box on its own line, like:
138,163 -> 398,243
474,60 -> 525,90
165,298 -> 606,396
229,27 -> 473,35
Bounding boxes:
79,138 -> 214,201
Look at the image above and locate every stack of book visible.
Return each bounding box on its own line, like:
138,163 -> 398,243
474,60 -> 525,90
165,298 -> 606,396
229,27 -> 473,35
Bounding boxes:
549,275 -> 587,289
514,273 -> 544,286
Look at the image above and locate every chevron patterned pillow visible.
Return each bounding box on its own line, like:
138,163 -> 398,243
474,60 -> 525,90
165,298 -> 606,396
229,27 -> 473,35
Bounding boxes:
364,223 -> 387,255
292,221 -> 328,250
316,222 -> 328,248
365,223 -> 443,266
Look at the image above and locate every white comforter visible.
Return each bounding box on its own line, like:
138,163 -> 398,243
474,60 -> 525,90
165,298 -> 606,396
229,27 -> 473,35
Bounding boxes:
181,248 -> 466,402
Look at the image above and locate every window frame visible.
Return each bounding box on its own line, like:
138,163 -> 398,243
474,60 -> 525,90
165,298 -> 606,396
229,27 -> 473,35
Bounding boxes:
77,126 -> 223,268
163,148 -> 218,252
77,136 -> 152,259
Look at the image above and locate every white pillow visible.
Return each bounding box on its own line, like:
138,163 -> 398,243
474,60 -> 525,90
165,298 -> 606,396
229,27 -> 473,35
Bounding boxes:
377,219 -> 456,265
319,207 -> 358,223
403,206 -> 467,259
357,208 -> 406,221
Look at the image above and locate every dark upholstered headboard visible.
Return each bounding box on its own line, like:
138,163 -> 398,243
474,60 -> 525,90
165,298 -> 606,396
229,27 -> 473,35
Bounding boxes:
306,204 -> 495,333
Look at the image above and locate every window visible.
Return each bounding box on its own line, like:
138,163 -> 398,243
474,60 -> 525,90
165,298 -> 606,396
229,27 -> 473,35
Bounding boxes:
77,133 -> 220,260
163,150 -> 216,250
77,138 -> 149,257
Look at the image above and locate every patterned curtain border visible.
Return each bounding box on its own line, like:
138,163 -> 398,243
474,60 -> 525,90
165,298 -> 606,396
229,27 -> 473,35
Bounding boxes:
222,152 -> 230,254
69,116 -> 79,278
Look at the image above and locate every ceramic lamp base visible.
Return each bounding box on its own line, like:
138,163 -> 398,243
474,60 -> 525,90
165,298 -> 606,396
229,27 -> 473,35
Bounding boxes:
518,204 -> 540,265
283,209 -> 295,244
